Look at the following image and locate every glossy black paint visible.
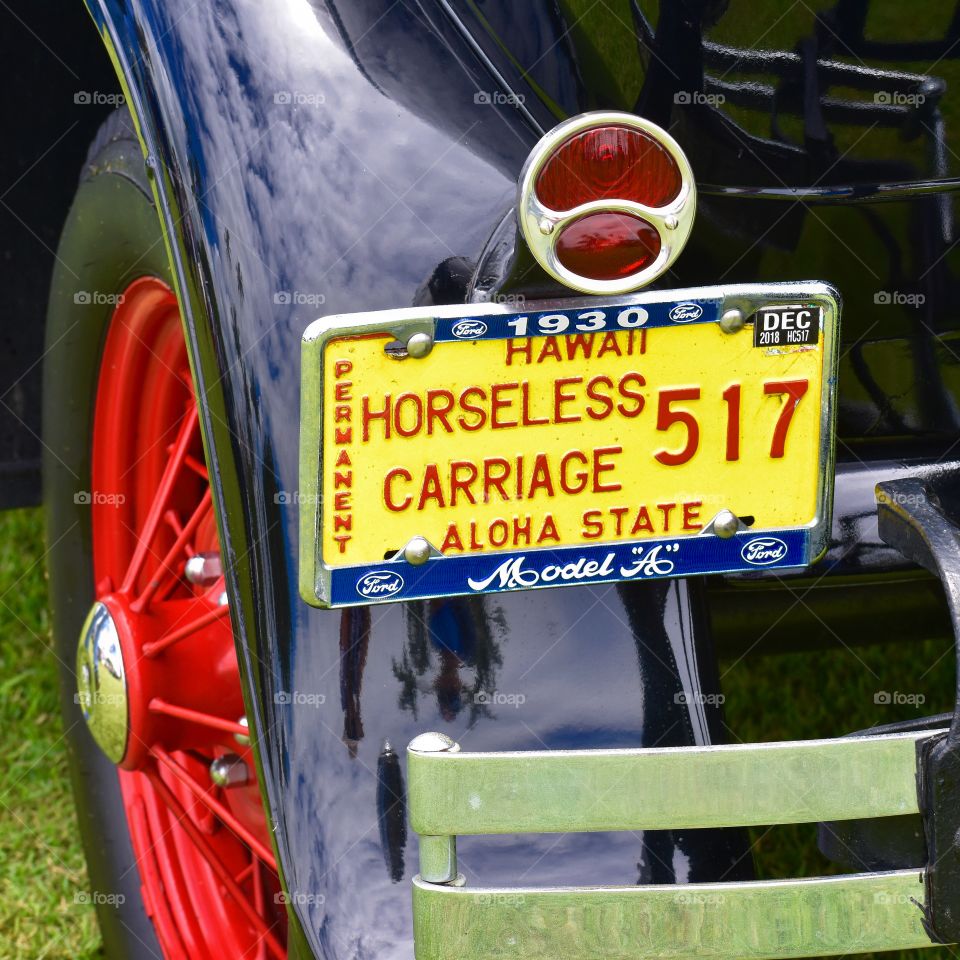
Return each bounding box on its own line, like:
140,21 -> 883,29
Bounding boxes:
81,1 -> 960,956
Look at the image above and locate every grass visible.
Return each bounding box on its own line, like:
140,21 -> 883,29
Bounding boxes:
0,504 -> 957,960
721,632 -> 958,960
0,508 -> 102,959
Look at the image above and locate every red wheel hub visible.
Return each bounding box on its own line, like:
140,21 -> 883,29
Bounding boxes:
80,277 -> 286,958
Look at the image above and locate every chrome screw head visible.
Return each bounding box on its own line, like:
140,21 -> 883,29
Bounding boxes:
538,217 -> 554,235
713,509 -> 740,539
720,308 -> 745,334
664,215 -> 679,230
403,536 -> 432,566
209,754 -> 249,788
405,332 -> 433,359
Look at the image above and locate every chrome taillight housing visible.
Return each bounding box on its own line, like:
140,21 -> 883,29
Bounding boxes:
517,111 -> 697,295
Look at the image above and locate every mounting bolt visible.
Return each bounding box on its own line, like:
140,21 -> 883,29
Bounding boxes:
184,551 -> 222,586
713,509 -> 740,539
720,308 -> 745,334
538,217 -> 554,235
664,215 -> 679,230
209,754 -> 249,788
406,332 -> 433,359
403,537 -> 432,566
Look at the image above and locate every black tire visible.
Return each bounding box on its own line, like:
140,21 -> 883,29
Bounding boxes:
43,107 -> 171,958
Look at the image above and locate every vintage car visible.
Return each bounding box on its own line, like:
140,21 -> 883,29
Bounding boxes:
5,0 -> 960,957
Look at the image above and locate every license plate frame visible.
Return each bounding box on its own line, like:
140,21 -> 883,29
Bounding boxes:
299,282 -> 839,608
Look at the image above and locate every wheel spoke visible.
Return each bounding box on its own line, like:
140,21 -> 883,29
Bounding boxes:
142,602 -> 229,658
131,489 -> 212,612
146,768 -> 284,959
121,404 -> 199,595
235,859 -> 256,886
152,747 -> 277,870
183,453 -> 209,480
148,698 -> 250,739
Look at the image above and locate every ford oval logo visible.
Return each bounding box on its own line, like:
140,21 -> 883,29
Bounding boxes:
451,319 -> 487,339
740,537 -> 788,566
669,302 -> 703,323
356,570 -> 405,599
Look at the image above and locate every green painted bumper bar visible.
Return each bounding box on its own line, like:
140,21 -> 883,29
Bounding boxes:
408,730 -> 934,837
408,731 -> 943,959
412,871 -> 932,960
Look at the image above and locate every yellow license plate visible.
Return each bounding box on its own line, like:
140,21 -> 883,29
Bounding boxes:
299,284 -> 839,607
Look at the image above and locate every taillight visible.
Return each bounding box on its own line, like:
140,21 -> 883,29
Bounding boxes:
535,126 -> 682,211
517,112 -> 696,295
555,212 -> 661,281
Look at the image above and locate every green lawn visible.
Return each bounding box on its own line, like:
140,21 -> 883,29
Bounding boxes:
0,504 -> 956,959
0,508 -> 101,958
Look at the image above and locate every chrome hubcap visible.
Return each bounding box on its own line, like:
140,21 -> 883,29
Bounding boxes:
76,601 -> 129,763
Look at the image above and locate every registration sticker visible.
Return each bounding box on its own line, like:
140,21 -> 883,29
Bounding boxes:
299,283 -> 839,607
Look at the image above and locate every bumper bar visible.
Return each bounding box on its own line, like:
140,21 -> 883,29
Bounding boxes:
407,731 -> 929,838
412,871 -> 930,960
408,729 -> 940,960
408,475 -> 960,957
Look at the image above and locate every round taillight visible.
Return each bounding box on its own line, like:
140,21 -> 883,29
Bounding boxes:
517,111 -> 696,295
555,212 -> 661,281
535,126 -> 682,212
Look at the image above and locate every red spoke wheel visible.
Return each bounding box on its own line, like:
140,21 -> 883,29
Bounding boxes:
75,275 -> 286,958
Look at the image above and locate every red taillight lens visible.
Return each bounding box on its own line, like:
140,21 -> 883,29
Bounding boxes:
535,125 -> 682,212
555,212 -> 661,281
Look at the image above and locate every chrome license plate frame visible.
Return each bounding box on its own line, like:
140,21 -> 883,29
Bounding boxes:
299,282 -> 839,608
